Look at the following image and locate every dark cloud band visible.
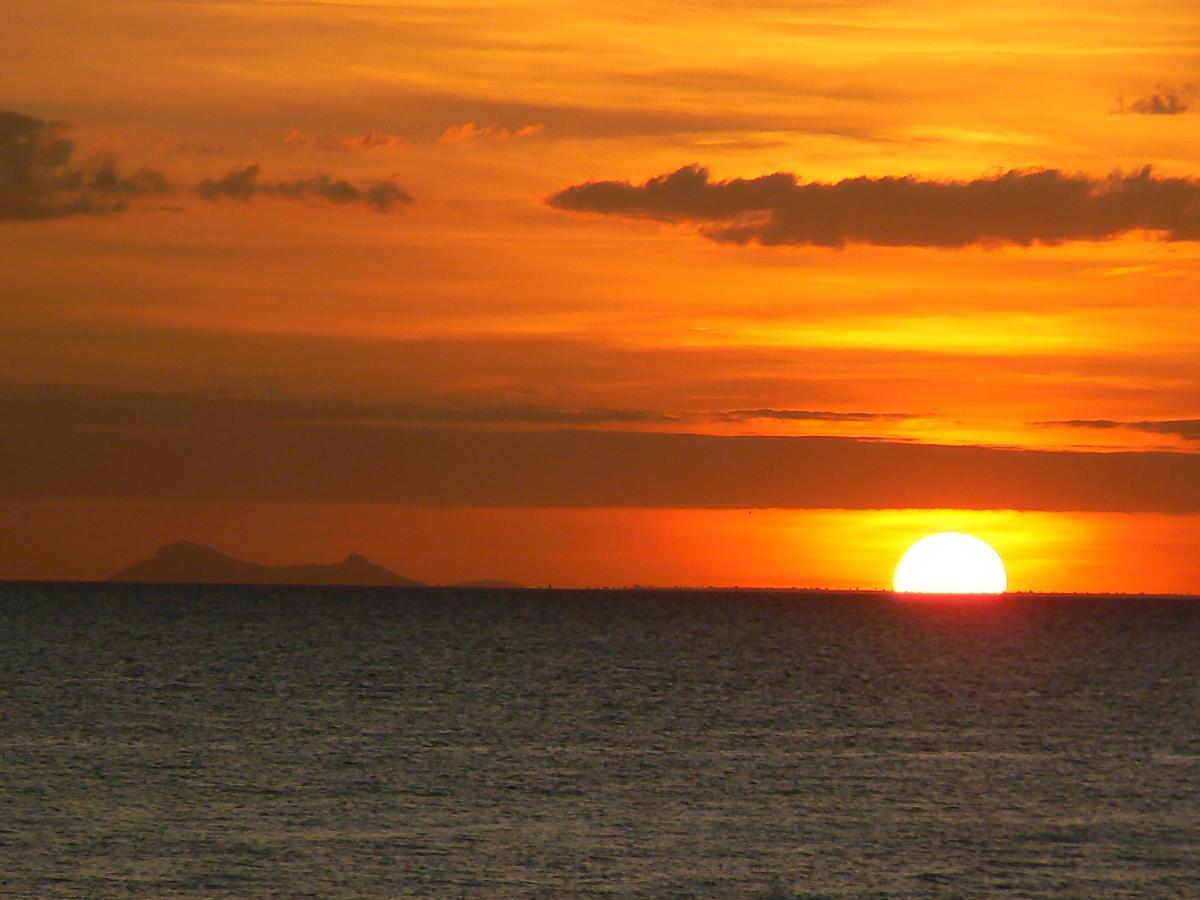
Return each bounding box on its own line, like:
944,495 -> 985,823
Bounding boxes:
2,419 -> 1198,513
549,164 -> 1200,248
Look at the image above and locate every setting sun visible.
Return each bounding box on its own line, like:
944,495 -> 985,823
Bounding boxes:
893,532 -> 1008,594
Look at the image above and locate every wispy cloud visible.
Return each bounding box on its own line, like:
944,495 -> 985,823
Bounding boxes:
284,127 -> 407,152
195,164 -> 413,212
1120,83 -> 1198,115
157,135 -> 228,158
0,110 -> 169,221
549,164 -> 1200,248
440,122 -> 544,143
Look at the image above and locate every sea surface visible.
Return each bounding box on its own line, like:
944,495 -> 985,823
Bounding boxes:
3,583 -> 1200,897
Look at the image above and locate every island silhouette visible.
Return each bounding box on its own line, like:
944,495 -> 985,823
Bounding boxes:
109,540 -> 521,588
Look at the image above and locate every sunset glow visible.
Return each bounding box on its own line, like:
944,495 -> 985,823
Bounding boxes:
2,1 -> 1199,590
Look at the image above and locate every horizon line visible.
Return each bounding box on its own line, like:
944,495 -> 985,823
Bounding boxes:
2,577 -> 1198,599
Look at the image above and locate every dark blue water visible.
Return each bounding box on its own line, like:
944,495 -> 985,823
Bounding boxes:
2,583 -> 1199,896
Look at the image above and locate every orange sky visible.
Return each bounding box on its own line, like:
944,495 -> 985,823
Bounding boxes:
2,0 -> 1198,590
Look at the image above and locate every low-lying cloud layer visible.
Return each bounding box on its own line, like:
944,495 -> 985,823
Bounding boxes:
549,164 -> 1200,248
0,111 -> 168,221
196,164 -> 413,212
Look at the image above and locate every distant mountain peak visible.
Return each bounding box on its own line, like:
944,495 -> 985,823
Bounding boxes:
110,542 -> 422,587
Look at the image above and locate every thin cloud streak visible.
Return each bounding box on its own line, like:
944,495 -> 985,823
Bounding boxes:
284,127 -> 408,151
195,164 -> 413,212
716,408 -> 915,422
549,164 -> 1200,248
1044,418 -> 1200,441
440,122 -> 544,143
0,384 -> 670,429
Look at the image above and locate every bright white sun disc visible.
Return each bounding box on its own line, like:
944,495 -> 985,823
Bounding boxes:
893,532 -> 1007,594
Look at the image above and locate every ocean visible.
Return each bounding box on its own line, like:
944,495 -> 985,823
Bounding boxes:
2,583 -> 1199,897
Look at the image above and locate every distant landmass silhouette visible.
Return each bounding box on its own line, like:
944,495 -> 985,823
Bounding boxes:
110,541 -> 423,587
448,579 -> 525,589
